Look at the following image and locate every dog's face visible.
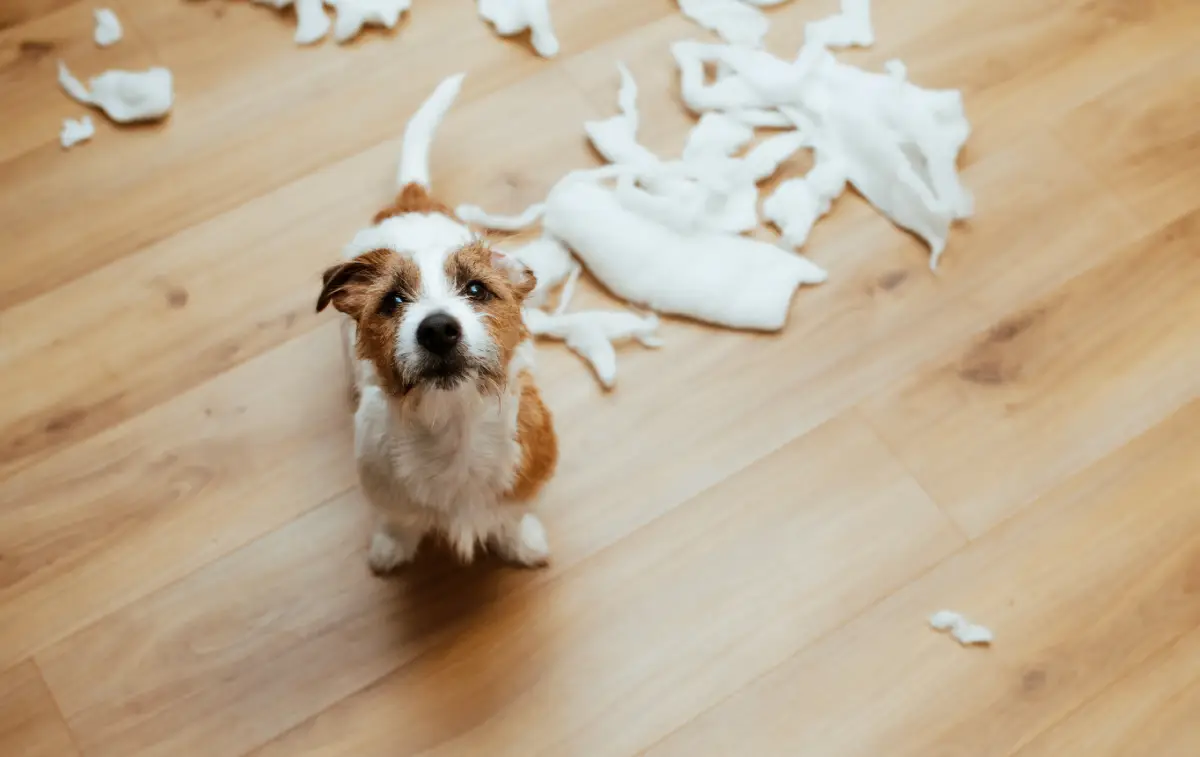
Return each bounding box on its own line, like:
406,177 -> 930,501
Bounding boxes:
318,241 -> 535,395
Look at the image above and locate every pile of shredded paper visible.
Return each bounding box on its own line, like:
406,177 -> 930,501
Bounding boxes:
458,0 -> 973,388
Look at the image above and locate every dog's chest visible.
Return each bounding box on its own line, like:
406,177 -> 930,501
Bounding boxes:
356,386 -> 520,512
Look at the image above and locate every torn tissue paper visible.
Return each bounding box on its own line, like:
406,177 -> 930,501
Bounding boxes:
763,148 -> 847,248
507,235 -> 574,307
326,0 -> 411,44
60,116 -> 94,149
543,178 -> 826,331
248,0 -> 331,44
93,8 -> 122,47
677,0 -> 768,48
295,0 -> 332,44
930,610 -> 993,647
583,63 -> 660,169
478,0 -> 559,58
805,0 -> 873,48
460,0 -> 972,388
524,308 -> 662,389
58,61 -> 173,124
670,28 -> 973,268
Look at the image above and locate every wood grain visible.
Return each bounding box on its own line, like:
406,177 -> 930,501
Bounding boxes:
1,0 -> 1197,755
0,661 -> 78,757
647,399 -> 1200,757
862,208 -> 1200,536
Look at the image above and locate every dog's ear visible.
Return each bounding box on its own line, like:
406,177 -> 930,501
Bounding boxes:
490,249 -> 537,301
317,251 -> 387,316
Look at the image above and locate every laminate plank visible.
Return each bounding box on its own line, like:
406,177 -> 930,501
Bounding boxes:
0,661 -> 78,757
862,208 -> 1200,536
0,324 -> 355,671
0,0 -> 668,308
1055,46 -> 1200,231
1015,628 -> 1200,757
647,399 -> 1200,757
0,67 -> 599,477
237,415 -> 961,757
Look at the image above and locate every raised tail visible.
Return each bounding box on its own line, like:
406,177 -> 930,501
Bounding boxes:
397,72 -> 466,189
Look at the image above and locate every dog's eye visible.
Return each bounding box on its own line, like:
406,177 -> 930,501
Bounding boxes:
379,291 -> 405,315
464,281 -> 491,302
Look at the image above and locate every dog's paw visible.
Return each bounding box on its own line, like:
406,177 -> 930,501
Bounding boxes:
367,528 -> 414,575
498,513 -> 551,568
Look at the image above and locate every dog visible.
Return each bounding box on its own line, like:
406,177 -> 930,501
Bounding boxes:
316,74 -> 557,573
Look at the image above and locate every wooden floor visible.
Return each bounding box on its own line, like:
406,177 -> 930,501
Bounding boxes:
2,0 -> 1199,755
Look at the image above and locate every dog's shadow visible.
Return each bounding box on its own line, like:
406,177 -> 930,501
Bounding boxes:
379,543 -> 513,640
371,540 -> 555,740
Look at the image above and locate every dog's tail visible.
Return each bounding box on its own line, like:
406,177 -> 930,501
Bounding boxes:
397,73 -> 466,189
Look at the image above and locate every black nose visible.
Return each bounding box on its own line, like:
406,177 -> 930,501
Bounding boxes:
416,313 -> 462,355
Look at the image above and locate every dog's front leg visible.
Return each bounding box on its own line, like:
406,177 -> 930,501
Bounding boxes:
491,509 -> 551,568
367,515 -> 425,575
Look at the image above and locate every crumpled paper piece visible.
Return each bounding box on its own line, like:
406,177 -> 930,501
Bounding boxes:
677,0 -> 768,47
478,0 -> 559,58
543,177 -> 826,331
57,61 -> 174,124
762,148 -> 846,248
249,0 -> 332,44
507,234 -> 574,307
805,0 -> 873,48
325,0 -> 411,43
524,307 -> 662,389
682,112 -> 755,161
60,116 -> 94,149
296,0 -> 333,44
583,63 -> 660,169
930,610 -> 994,646
93,8 -> 122,47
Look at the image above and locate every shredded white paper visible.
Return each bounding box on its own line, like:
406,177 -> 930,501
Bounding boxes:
677,0 -> 769,47
93,8 -> 123,47
240,0 -> 559,53
524,308 -> 662,389
477,0 -> 560,58
930,610 -> 994,646
326,0 -> 411,44
321,0 -> 972,389
60,116 -> 95,149
805,0 -> 873,48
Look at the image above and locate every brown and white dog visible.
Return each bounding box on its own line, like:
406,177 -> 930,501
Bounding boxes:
316,74 -> 557,572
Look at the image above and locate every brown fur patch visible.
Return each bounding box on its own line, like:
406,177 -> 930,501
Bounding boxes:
444,241 -> 536,390
507,372 -> 558,502
373,182 -> 455,223
316,249 -> 422,396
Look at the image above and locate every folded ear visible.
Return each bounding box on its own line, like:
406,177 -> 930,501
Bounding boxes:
316,251 -> 387,316
490,249 -> 537,300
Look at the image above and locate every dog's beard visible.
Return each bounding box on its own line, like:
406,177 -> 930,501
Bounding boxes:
394,351 -> 502,395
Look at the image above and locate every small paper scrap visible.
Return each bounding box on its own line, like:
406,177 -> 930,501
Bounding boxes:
478,0 -> 559,58
93,8 -> 123,47
57,61 -> 174,124
60,116 -> 95,149
930,610 -> 993,646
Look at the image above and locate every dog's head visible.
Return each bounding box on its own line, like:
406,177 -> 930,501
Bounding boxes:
317,241 -> 535,395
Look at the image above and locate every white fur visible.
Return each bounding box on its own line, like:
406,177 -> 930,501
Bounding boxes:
395,246 -> 496,369
354,335 -> 544,568
344,73 -> 549,570
343,211 -> 547,568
